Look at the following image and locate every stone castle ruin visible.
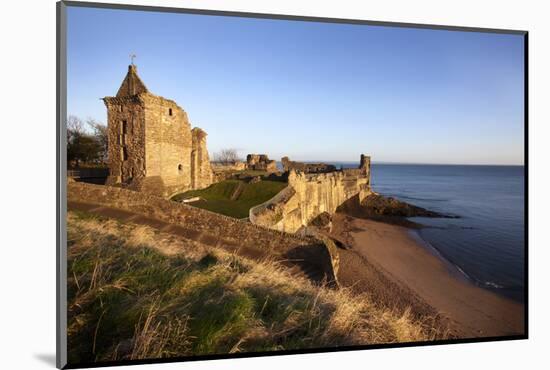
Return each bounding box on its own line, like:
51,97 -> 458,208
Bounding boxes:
100,65 -> 372,235
211,153 -> 277,181
246,154 -> 278,173
281,157 -> 337,174
250,155 -> 372,233
103,65 -> 213,197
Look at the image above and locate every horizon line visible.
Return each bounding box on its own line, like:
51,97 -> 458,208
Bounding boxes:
283,159 -> 525,167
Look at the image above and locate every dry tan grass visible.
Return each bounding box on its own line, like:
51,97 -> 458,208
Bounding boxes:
67,211 -> 442,365
232,260 -> 436,345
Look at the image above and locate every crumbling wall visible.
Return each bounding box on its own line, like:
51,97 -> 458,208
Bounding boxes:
69,182 -> 340,287
211,161 -> 246,172
68,182 -> 318,252
103,65 -> 214,198
191,128 -> 213,190
281,157 -> 336,173
104,95 -> 146,187
246,154 -> 277,172
142,94 -> 193,197
250,155 -> 372,233
211,161 -> 247,182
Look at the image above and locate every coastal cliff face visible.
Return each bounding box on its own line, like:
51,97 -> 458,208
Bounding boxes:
250,156 -> 371,233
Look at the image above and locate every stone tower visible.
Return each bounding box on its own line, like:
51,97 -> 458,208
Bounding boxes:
103,65 -> 213,197
359,154 -> 371,178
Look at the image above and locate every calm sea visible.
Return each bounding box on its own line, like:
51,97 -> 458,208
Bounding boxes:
332,163 -> 526,302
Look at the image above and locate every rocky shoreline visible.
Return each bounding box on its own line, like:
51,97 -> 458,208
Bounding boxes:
337,192 -> 458,228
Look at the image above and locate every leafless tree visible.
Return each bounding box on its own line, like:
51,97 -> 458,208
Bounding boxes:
213,148 -> 241,164
87,118 -> 108,163
67,115 -> 102,167
67,115 -> 84,143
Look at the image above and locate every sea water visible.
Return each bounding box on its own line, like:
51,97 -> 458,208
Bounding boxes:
333,163 -> 525,302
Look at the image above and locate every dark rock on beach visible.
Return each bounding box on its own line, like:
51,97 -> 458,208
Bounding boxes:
360,193 -> 449,218
310,212 -> 332,228
307,211 -> 334,233
336,193 -> 457,228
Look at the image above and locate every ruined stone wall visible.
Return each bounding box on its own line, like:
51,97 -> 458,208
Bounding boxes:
191,128 -> 213,189
286,170 -> 371,229
250,155 -> 372,233
211,161 -> 247,182
68,182 -> 340,285
141,94 -> 192,197
360,154 -> 371,179
104,96 -> 146,186
211,161 -> 247,172
68,182 -> 318,252
281,157 -> 336,174
246,154 -> 277,173
104,65 -> 214,198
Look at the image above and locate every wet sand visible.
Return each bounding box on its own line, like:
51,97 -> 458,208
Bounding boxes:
331,213 -> 525,338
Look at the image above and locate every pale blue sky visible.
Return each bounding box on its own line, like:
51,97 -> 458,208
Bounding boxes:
67,6 -> 525,165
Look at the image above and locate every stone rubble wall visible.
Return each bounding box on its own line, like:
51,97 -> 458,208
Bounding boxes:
281,157 -> 336,174
246,154 -> 278,173
249,186 -> 296,231
191,128 -> 214,189
68,181 -> 341,288
211,161 -> 247,182
68,182 -> 318,253
250,155 -> 372,233
211,161 -> 247,172
104,95 -> 146,187
104,66 -> 214,199
142,94 -> 193,197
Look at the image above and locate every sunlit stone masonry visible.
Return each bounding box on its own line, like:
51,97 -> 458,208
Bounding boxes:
103,65 -> 213,197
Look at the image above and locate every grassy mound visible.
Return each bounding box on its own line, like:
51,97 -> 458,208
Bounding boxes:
171,179 -> 287,218
67,212 -> 436,365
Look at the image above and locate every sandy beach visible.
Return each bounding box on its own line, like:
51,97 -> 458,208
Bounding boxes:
331,213 -> 525,338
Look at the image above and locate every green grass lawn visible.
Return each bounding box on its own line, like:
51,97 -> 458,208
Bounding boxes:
171,179 -> 287,218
